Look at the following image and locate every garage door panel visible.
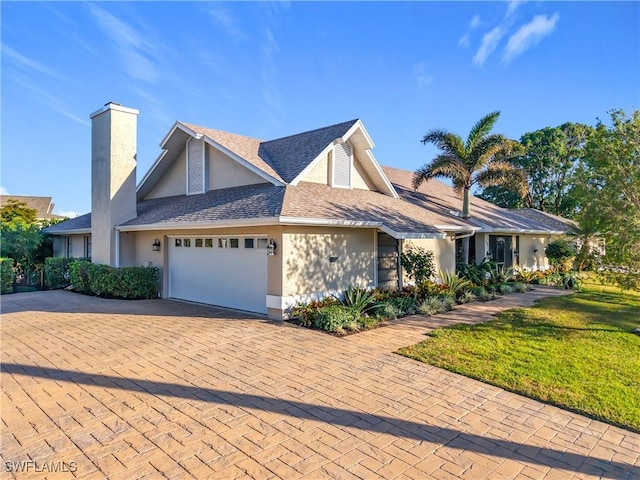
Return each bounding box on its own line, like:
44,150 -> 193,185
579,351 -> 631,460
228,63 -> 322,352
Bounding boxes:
169,237 -> 267,314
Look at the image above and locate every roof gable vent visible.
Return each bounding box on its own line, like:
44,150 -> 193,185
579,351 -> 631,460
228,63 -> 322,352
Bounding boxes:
332,142 -> 352,188
187,137 -> 206,195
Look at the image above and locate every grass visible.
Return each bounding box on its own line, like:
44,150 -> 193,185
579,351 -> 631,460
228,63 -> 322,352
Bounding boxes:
397,280 -> 640,432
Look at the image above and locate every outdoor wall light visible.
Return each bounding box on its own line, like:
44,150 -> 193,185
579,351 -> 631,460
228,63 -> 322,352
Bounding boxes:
152,239 -> 161,252
533,248 -> 539,254
329,256 -> 339,263
267,239 -> 277,256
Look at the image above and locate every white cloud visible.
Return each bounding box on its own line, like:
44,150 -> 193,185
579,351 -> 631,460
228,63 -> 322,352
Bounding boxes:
470,14 -> 482,29
0,186 -> 9,195
55,210 -> 80,219
506,0 -> 525,19
458,33 -> 471,48
87,4 -> 160,83
473,26 -> 506,66
413,62 -> 434,89
205,5 -> 247,40
458,14 -> 482,47
504,13 -> 560,63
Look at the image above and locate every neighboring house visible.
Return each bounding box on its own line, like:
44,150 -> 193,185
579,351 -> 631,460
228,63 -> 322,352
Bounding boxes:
46,103 -> 572,318
0,195 -> 65,222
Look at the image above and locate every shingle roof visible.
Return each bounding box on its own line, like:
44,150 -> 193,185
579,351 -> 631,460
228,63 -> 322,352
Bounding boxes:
258,120 -> 359,183
382,166 -> 569,233
178,122 -> 284,183
281,182 -> 468,235
121,183 -> 285,227
0,195 -> 64,220
510,208 -> 577,232
44,213 -> 91,233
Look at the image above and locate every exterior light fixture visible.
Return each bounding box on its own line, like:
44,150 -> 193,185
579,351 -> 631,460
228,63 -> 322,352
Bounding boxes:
267,239 -> 276,256
533,248 -> 539,254
152,239 -> 161,252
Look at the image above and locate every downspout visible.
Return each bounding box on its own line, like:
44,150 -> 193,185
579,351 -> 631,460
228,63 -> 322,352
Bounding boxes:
397,239 -> 403,289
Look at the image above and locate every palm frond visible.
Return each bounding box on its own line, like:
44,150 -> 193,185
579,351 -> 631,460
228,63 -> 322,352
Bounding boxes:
422,129 -> 466,159
475,162 -> 528,197
412,154 -> 467,190
466,111 -> 500,151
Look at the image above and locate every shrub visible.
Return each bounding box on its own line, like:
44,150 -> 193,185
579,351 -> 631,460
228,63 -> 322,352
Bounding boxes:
545,239 -> 577,272
419,296 -> 446,316
442,295 -> 457,311
401,243 -> 435,284
514,268 -> 541,284
387,296 -> 419,316
314,305 -> 359,333
458,258 -> 494,285
69,261 -> 159,299
512,282 -> 529,293
336,285 -> 385,316
496,283 -> 514,295
0,257 -> 15,294
439,270 -> 472,297
469,286 -> 491,302
44,257 -> 71,289
487,264 -> 514,284
457,291 -> 475,304
290,297 -> 339,327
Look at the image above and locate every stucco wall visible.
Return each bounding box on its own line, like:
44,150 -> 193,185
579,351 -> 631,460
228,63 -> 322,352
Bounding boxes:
302,153 -> 329,184
519,235 -> 551,270
282,226 -> 375,297
406,237 -> 456,277
208,145 -> 268,190
145,151 -> 187,200
352,151 -> 377,191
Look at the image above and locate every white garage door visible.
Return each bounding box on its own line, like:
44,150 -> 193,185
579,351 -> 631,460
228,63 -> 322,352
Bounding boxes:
168,236 -> 268,314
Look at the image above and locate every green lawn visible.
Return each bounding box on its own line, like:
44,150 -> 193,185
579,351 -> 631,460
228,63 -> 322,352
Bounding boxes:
397,281 -> 640,432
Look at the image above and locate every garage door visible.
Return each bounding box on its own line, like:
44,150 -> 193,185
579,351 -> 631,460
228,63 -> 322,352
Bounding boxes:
168,236 -> 268,314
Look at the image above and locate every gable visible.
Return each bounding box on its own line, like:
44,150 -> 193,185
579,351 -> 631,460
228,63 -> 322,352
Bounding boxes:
299,143 -> 377,191
144,150 -> 186,200
208,145 -> 268,190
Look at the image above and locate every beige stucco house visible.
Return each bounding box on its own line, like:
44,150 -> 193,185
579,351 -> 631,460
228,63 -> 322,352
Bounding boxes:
47,103 -> 574,319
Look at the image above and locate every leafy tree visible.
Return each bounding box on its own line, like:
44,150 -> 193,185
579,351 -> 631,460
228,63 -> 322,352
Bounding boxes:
400,243 -> 435,284
575,109 -> 640,290
1,199 -> 38,224
477,123 -> 592,217
413,111 -> 527,263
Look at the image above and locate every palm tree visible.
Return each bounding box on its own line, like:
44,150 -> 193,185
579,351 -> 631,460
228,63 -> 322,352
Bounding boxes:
413,111 -> 527,264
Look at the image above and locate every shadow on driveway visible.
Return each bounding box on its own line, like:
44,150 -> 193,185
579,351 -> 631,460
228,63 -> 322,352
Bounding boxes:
1,362 -> 635,479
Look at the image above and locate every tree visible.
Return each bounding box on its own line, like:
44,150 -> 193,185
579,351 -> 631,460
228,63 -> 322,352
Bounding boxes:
413,111 -> 527,263
1,199 -> 38,224
576,109 -> 640,290
477,123 -> 593,217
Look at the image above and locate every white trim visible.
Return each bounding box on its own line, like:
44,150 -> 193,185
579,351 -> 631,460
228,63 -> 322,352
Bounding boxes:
47,228 -> 91,235
90,103 -> 139,119
278,216 -> 382,228
116,217 -> 281,232
363,150 -> 399,199
373,229 -> 378,288
342,120 -> 374,149
289,143 -> 334,186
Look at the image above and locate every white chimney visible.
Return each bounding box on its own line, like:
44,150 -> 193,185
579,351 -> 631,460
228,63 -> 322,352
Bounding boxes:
90,102 -> 138,266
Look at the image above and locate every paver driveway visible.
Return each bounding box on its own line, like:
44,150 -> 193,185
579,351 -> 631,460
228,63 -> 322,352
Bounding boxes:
1,290 -> 638,479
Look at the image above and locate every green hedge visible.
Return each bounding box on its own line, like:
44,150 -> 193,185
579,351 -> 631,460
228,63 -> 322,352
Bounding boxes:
44,257 -> 70,289
0,257 -> 15,294
69,260 -> 159,299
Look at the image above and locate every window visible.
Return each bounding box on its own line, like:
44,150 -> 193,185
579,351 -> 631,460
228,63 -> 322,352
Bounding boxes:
84,235 -> 92,259
66,237 -> 73,258
230,238 -> 239,248
244,238 -> 254,249
205,239 -> 213,248
195,238 -> 203,248
175,239 -> 182,247
218,238 -> 228,248
257,238 -> 268,249
183,238 -> 191,247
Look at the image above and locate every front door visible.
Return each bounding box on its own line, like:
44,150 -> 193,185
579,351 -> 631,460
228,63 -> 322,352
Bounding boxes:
489,235 -> 513,268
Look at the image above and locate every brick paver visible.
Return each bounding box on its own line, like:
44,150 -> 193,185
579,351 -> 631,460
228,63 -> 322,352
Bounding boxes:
1,289 -> 638,479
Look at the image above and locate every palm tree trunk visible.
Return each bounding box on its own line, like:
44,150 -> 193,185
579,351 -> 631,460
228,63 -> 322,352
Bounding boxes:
462,188 -> 471,219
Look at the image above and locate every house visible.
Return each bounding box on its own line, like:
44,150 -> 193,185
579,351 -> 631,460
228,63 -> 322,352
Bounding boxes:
46,103 -> 572,318
0,195 -> 65,222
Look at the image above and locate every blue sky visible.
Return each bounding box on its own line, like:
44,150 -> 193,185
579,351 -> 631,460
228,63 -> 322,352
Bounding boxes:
2,1 -> 639,217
